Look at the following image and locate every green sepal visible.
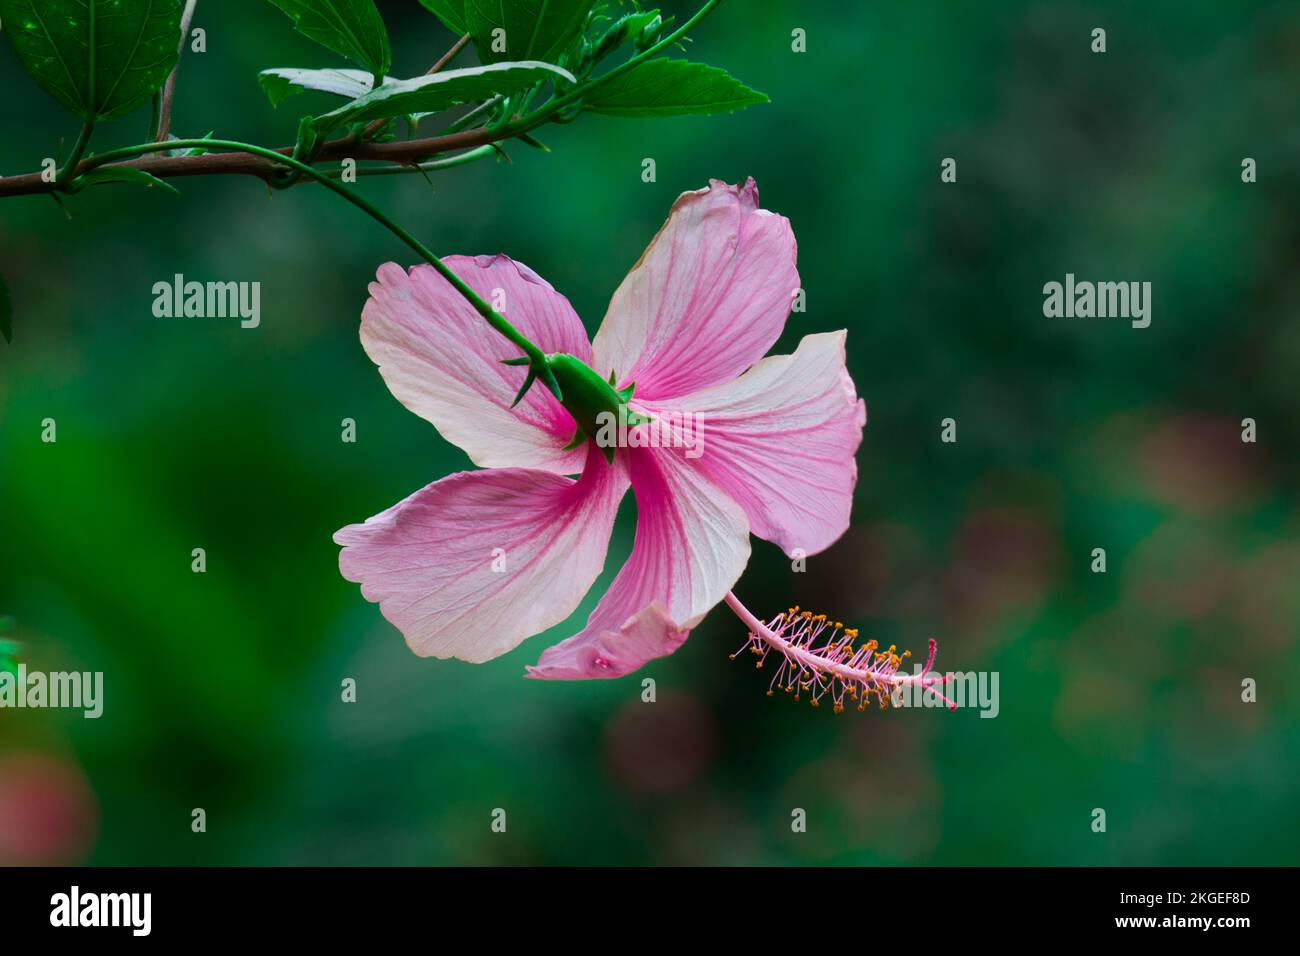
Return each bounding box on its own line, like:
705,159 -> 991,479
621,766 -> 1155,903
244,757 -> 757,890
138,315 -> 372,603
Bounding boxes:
540,363 -> 562,401
510,366 -> 537,407
502,354 -> 562,405
547,353 -> 648,461
562,428 -> 586,451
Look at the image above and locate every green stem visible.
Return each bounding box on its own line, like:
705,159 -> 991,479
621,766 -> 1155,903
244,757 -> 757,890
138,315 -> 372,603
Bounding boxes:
56,120 -> 96,185
77,138 -> 553,387
148,92 -> 162,141
319,145 -> 499,179
156,0 -> 202,143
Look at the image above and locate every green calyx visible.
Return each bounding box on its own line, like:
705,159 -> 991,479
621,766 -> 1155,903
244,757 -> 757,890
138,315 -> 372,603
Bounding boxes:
551,354 -> 651,464
503,352 -> 648,464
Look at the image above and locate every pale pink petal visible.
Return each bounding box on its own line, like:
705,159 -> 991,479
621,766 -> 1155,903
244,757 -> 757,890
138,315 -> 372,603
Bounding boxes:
526,447 -> 750,679
590,178 -> 799,402
334,447 -> 627,662
647,331 -> 865,558
362,255 -> 592,473
525,602 -> 686,682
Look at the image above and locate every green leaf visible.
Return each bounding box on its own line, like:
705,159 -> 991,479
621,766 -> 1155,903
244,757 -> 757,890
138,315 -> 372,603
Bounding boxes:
264,0 -> 391,80
73,165 -> 181,195
258,72 -> 299,109
418,0 -> 466,35
584,58 -> 769,117
0,0 -> 182,121
313,60 -> 575,133
465,0 -> 594,65
0,273 -> 12,344
259,67 -> 382,107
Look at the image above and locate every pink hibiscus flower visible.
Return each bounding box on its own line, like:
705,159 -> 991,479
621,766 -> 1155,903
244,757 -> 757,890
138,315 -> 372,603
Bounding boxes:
334,178 -> 866,679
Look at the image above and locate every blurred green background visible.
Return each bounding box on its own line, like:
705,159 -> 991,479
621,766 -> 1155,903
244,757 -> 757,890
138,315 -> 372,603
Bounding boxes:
1,0 -> 1297,866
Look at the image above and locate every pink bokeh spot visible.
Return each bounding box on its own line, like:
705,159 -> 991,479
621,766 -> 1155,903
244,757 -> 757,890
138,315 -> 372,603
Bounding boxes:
0,752 -> 98,865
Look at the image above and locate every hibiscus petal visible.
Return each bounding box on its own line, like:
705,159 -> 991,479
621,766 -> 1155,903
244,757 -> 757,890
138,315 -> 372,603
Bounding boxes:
334,448 -> 627,662
362,255 -> 592,472
526,447 -> 750,679
525,601 -> 687,681
648,331 -> 866,557
590,178 -> 799,402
